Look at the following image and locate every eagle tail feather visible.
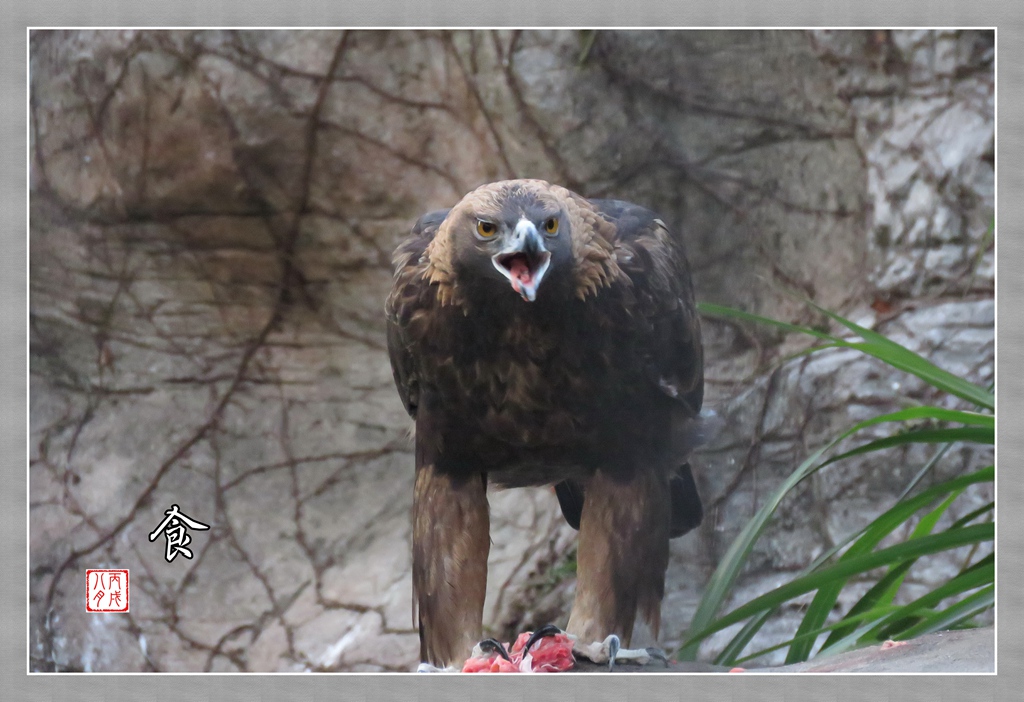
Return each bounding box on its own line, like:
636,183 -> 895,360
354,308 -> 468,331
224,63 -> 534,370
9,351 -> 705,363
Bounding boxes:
669,463 -> 703,538
554,479 -> 585,531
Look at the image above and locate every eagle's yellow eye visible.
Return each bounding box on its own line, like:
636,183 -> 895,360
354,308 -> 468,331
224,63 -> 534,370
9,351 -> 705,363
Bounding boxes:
477,221 -> 497,237
544,217 -> 559,234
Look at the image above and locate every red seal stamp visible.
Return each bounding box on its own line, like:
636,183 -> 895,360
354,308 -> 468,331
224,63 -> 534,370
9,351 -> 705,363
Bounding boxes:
86,569 -> 129,613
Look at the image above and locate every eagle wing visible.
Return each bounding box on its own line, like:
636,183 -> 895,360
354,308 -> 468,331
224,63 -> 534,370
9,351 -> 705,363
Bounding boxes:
591,198 -> 704,415
555,199 -> 705,539
385,208 -> 449,420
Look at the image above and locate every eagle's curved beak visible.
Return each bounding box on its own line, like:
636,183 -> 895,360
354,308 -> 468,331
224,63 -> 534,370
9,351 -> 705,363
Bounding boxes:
491,219 -> 552,302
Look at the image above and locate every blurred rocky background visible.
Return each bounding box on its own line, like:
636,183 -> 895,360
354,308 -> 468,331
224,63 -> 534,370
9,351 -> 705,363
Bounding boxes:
29,29 -> 993,672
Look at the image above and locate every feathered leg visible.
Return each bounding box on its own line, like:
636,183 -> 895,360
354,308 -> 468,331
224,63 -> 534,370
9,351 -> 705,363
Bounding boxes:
412,461 -> 490,667
566,468 -> 671,646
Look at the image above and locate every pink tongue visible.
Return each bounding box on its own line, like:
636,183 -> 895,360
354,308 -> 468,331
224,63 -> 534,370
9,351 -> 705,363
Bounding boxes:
509,257 -> 533,286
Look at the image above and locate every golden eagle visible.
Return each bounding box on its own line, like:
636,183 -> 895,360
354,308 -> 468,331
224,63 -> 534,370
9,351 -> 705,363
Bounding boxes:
386,179 -> 705,667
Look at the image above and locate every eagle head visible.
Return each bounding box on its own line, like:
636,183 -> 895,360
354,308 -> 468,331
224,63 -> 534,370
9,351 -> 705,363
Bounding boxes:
438,180 -> 575,303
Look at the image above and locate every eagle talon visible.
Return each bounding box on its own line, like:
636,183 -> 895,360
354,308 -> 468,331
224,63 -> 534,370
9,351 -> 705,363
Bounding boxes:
644,647 -> 670,668
574,635 -> 665,671
521,624 -> 565,655
607,634 -> 620,672
474,638 -> 513,663
464,626 -> 576,672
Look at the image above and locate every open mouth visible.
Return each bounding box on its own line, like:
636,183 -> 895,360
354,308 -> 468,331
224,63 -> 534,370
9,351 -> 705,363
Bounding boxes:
492,250 -> 552,302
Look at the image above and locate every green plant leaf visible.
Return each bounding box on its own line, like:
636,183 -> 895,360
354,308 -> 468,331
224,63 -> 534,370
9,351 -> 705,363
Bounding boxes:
949,501 -> 994,529
714,610 -> 775,664
688,301 -> 994,665
735,603 -> 902,664
698,303 -> 840,343
814,489 -> 964,654
895,585 -> 994,640
822,428 -> 992,470
698,302 -> 994,410
677,437 -> 836,661
818,555 -> 993,655
810,304 -> 994,410
680,523 -> 992,650
679,419 -> 991,661
713,466 -> 992,665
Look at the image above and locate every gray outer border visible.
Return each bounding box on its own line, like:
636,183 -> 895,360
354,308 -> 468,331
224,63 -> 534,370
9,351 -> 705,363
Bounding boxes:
9,2 -> 1021,700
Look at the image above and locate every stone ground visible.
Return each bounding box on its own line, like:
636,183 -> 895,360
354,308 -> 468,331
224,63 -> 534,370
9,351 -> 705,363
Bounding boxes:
571,626 -> 994,673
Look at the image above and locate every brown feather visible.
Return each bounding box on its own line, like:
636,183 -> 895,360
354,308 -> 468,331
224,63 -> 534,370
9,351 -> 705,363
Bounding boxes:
566,469 -> 671,645
412,462 -> 489,666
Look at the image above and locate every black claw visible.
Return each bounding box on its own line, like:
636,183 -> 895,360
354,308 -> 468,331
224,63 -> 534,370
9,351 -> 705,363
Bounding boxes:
478,638 -> 512,663
646,647 -> 670,667
522,624 -> 564,655
607,635 -> 621,672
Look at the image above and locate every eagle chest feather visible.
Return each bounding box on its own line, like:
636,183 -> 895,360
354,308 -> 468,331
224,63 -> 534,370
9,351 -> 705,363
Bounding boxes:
418,298 -> 630,451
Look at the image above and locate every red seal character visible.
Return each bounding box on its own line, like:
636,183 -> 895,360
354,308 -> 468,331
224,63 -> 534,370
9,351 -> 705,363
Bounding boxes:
86,569 -> 129,613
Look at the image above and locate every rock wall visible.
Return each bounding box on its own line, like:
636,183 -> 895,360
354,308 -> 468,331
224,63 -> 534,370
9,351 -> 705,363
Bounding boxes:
29,29 -> 993,671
